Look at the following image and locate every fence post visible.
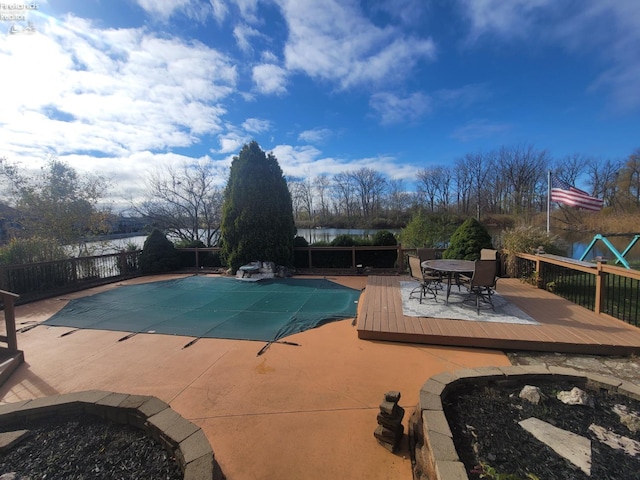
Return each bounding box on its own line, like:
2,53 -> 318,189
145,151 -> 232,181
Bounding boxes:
594,261 -> 605,315
351,246 -> 356,269
194,248 -> 200,270
1,291 -> 19,351
397,244 -> 404,273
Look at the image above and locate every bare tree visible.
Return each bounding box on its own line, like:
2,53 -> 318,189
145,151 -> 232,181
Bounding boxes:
453,159 -> 473,215
288,176 -> 314,223
416,167 -> 440,212
553,153 -> 585,185
586,157 -> 622,209
332,171 -> 357,218
313,174 -> 331,223
350,167 -> 387,220
386,178 -> 411,221
616,149 -> 640,210
134,161 -> 225,246
497,145 -> 549,218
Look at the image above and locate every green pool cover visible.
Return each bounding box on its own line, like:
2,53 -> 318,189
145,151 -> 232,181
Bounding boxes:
43,276 -> 361,342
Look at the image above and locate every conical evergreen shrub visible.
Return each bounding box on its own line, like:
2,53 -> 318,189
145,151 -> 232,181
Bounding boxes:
220,141 -> 296,273
442,218 -> 493,260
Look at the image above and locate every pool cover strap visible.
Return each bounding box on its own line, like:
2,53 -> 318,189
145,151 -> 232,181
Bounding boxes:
43,276 -> 361,343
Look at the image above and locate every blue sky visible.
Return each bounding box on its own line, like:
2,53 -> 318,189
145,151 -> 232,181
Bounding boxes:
1,0 -> 639,210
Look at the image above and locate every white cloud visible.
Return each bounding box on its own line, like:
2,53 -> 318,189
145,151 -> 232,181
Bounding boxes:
210,0 -> 229,23
252,63 -> 288,95
369,92 -> 431,125
215,132 -> 252,154
298,128 -> 332,144
434,84 -> 492,109
277,0 -> 436,90
271,144 -> 416,181
242,118 -> 271,133
0,15 -> 238,158
459,0 -> 552,41
460,0 -> 640,112
233,23 -> 262,52
134,0 -> 211,22
450,119 -> 511,142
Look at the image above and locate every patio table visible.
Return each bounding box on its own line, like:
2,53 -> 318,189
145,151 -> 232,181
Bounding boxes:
422,259 -> 475,305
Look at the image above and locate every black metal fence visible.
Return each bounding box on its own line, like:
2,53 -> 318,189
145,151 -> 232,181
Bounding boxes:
0,251 -> 142,303
513,253 -> 640,328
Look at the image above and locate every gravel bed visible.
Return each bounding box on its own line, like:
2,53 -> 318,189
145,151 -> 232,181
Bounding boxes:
444,378 -> 640,480
0,414 -> 182,479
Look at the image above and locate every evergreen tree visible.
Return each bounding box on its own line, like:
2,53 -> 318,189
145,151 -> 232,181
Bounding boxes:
221,141 -> 296,272
442,217 -> 493,260
139,229 -> 180,273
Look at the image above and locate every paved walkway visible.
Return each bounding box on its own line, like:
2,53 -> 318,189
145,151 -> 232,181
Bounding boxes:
0,275 -> 511,480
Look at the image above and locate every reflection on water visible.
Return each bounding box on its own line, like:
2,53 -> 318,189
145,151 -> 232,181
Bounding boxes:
79,229 -> 640,264
562,232 -> 640,263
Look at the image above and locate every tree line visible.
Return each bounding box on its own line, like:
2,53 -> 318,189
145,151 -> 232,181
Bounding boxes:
288,145 -> 640,228
1,144 -> 639,254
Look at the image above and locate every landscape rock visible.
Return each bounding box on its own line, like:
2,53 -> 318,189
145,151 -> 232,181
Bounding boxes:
612,404 -> 640,433
518,417 -> 591,475
557,387 -> 594,407
588,424 -> 640,457
519,385 -> 546,405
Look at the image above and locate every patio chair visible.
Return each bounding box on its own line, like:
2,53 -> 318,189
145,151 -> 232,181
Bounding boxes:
480,248 -> 498,260
408,255 -> 439,303
417,247 -> 443,282
463,259 -> 498,314
417,248 -> 437,263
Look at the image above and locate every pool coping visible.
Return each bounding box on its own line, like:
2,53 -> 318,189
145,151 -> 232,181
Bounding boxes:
411,365 -> 640,480
0,390 -> 224,480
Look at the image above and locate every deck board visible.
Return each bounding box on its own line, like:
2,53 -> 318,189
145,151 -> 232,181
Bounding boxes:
357,276 -> 640,355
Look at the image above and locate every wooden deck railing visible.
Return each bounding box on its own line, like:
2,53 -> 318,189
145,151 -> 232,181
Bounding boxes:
0,251 -> 142,304
515,252 -> 640,327
0,289 -> 19,351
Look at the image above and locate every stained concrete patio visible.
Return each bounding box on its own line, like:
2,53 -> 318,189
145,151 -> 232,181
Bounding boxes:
0,274 -> 510,479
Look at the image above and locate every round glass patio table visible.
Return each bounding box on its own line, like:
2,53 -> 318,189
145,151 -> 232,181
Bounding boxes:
422,259 -> 475,305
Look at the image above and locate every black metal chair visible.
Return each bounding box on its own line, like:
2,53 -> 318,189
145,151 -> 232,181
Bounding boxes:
408,255 -> 439,303
463,259 -> 498,314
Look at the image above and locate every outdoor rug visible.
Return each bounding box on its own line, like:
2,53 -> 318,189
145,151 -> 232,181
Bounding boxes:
43,276 -> 361,342
400,281 -> 540,325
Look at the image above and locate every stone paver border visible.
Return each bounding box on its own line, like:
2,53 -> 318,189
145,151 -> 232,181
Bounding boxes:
0,390 -> 224,480
410,365 -> 640,480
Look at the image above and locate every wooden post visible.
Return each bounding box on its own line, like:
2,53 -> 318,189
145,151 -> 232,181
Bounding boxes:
397,244 -> 404,274
195,248 -> 200,270
594,261 -> 605,315
352,246 -> 356,269
1,290 -> 20,351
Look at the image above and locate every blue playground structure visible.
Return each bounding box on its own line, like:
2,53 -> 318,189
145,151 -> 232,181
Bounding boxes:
579,234 -> 640,269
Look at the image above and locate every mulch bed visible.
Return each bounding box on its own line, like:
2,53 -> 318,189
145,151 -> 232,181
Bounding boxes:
0,414 -> 182,479
443,379 -> 640,480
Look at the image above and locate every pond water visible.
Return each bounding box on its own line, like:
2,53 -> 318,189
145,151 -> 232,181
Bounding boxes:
78,228 -> 640,265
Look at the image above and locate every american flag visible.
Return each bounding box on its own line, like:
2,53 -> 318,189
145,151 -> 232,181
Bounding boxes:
550,176 -> 603,211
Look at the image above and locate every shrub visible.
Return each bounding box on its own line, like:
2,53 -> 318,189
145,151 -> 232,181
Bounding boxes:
499,225 -> 566,277
0,237 -> 69,265
442,218 -> 493,260
139,229 -> 180,273
293,236 -> 309,247
372,230 -> 397,246
398,211 -> 458,248
330,234 -> 358,247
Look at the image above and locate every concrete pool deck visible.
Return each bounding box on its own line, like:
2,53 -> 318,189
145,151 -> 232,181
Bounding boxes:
0,274 -> 511,479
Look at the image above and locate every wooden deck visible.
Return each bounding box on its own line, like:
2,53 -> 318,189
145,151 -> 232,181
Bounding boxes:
357,276 -> 640,355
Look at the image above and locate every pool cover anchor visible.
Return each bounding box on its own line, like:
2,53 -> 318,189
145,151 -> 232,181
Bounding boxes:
256,340 -> 300,356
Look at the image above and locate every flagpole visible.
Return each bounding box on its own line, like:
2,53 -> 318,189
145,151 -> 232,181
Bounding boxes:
546,170 -> 551,233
